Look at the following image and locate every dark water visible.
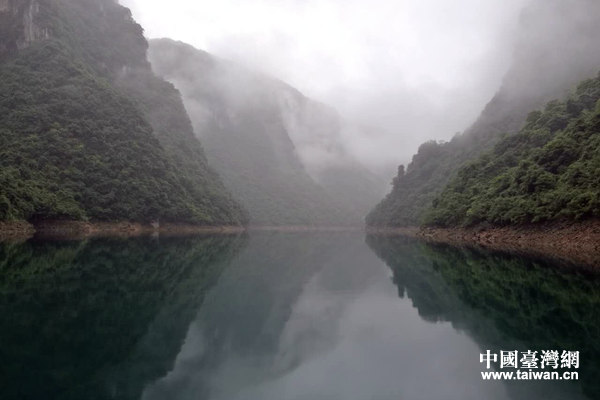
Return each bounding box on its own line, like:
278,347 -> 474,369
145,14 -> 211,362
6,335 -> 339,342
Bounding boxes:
0,233 -> 598,400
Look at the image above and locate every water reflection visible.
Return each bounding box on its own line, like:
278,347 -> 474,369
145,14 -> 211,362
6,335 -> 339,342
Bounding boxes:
144,233 -> 508,400
0,233 -> 598,400
0,235 -> 245,400
366,235 -> 600,400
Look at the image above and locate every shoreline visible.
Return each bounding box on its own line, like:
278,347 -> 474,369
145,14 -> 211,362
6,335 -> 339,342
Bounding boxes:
0,221 -> 36,241
0,221 -> 364,241
0,220 -> 246,241
248,225 -> 363,232
367,220 -> 600,269
3,219 -> 600,268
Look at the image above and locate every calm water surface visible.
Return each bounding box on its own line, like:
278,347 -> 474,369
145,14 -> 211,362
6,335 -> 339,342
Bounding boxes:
0,232 -> 598,400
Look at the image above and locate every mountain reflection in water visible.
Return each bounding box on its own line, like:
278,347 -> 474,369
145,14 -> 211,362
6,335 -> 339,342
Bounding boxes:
0,232 -> 597,400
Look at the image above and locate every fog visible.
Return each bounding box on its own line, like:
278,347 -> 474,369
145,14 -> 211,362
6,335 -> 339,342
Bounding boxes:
121,0 -> 529,172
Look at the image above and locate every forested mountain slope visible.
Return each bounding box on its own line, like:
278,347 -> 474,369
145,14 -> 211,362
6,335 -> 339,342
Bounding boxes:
367,0 -> 600,227
149,39 -> 384,226
424,73 -> 600,227
0,0 -> 246,225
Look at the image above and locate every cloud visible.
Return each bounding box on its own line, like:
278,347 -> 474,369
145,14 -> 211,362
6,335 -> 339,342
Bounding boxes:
121,0 -> 528,172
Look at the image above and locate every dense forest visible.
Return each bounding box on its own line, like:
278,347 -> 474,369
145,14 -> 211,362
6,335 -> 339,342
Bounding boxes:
0,0 -> 246,225
367,0 -> 600,228
148,39 -> 384,226
2,0 -> 599,230
424,74 -> 600,226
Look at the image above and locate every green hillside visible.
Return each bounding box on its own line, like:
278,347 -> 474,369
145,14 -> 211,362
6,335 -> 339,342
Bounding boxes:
0,0 -> 246,225
367,0 -> 600,227
424,74 -> 600,226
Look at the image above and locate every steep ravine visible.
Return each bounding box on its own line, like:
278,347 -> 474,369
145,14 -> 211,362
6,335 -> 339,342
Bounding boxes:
148,39 -> 385,226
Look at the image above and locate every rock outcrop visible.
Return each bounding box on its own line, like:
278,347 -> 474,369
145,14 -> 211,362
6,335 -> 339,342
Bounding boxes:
0,0 -> 49,58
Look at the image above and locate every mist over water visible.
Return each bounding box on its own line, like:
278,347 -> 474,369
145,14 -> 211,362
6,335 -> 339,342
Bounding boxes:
2,1 -> 599,398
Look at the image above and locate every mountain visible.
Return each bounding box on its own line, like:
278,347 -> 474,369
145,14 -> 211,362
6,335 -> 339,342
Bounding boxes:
367,0 -> 600,227
148,39 -> 385,226
0,0 -> 246,226
424,73 -> 600,227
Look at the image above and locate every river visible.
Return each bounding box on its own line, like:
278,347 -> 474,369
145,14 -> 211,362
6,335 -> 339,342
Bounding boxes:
0,232 -> 598,400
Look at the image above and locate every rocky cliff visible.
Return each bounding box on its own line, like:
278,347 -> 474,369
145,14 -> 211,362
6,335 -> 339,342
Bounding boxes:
149,39 -> 384,225
0,0 -> 50,59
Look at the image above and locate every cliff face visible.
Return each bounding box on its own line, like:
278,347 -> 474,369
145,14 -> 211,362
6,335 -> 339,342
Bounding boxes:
0,0 -> 247,225
149,39 -> 384,226
367,0 -> 600,227
0,0 -> 50,59
277,90 -> 387,217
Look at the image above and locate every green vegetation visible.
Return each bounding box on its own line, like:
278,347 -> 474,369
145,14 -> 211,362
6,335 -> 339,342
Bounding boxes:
367,0 -> 600,228
424,73 -> 600,226
367,72 -> 600,229
117,67 -> 247,225
365,98 -> 538,227
0,0 -> 246,225
367,141 -> 460,226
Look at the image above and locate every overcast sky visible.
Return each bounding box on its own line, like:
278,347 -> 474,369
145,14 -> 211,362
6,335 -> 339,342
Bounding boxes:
121,0 -> 529,173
